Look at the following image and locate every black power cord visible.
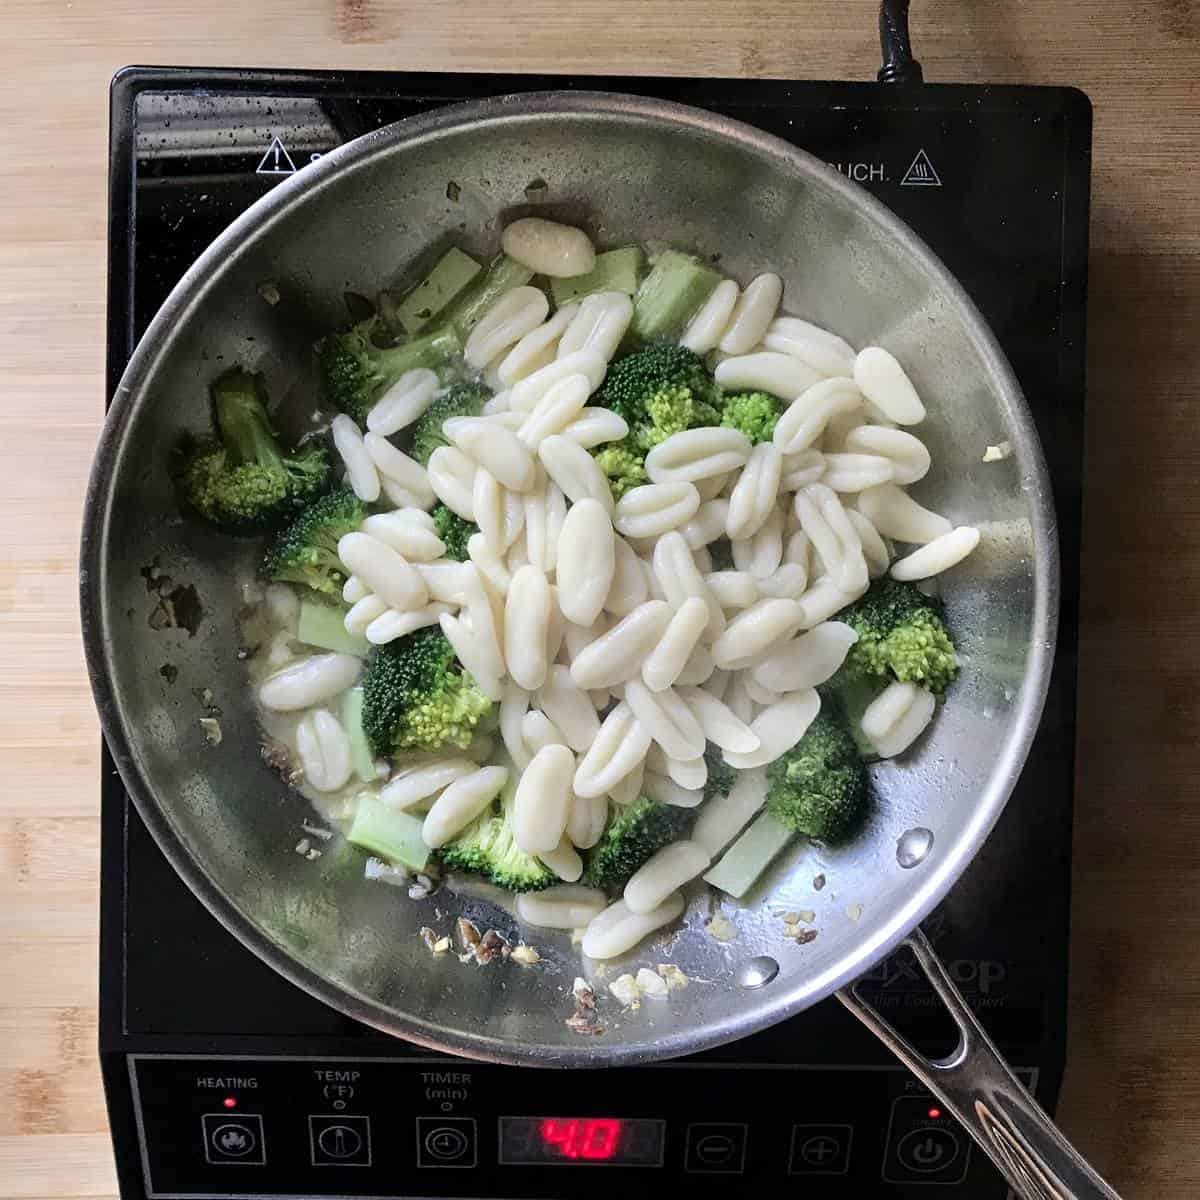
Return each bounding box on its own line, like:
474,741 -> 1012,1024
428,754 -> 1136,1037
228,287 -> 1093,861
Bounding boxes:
877,0 -> 925,84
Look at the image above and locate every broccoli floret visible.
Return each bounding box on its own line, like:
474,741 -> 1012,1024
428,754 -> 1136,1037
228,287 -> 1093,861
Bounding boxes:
720,390 -> 782,444
439,775 -> 555,892
582,796 -> 693,891
317,318 -> 461,424
175,368 -> 330,532
431,503 -> 476,561
360,626 -> 494,757
406,382 -> 491,466
261,487 -> 366,598
703,742 -> 736,803
591,344 -> 720,499
838,577 -> 959,695
765,703 -> 871,844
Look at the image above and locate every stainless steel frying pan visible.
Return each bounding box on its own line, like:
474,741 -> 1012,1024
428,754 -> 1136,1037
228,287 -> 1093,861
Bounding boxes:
80,93 -> 1116,1198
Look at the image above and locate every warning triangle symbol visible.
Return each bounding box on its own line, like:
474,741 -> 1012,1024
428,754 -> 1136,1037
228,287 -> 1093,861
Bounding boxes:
256,136 -> 297,176
900,148 -> 941,188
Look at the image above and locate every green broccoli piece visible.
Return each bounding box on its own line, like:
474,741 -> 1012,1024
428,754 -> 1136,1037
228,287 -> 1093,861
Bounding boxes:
360,626 -> 494,757
703,742 -> 736,803
439,774 -> 555,892
591,344 -> 720,499
582,796 -> 693,891
406,382 -> 491,466
764,703 -> 871,844
838,577 -> 959,695
707,539 -> 735,572
261,487 -> 366,599
720,390 -> 782,444
317,318 -> 461,424
176,368 -> 330,532
431,503 -> 476,561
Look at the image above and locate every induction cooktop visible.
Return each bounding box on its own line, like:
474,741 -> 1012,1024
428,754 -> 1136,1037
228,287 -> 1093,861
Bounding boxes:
100,65 -> 1090,1199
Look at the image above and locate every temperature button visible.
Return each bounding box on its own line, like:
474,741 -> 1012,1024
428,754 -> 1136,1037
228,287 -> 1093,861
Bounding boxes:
310,1114 -> 371,1166
789,1124 -> 853,1175
684,1123 -> 747,1174
202,1113 -> 265,1165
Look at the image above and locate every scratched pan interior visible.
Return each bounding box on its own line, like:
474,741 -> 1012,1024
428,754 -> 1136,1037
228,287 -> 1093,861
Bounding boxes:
81,93 -> 1056,1067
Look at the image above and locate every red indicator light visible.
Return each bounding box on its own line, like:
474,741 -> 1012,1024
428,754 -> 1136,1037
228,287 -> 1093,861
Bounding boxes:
927,1107 -> 942,1120
222,1097 -> 237,1109
539,1118 -> 622,1160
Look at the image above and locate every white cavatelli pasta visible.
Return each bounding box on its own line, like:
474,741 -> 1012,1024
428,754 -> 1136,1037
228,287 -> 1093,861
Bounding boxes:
780,448 -> 827,491
539,838 -> 584,883
380,759 -> 476,810
857,483 -> 953,544
732,501 -> 785,579
414,561 -> 471,604
482,410 -> 527,432
820,453 -> 894,493
751,621 -> 858,693
344,594 -> 387,636
295,709 -> 352,792
725,672 -> 755,725
393,507 -> 438,531
439,612 -> 502,700
510,349 -> 606,413
711,597 -> 805,671
566,792 -> 609,850
762,316 -> 857,378
643,772 -> 705,808
743,675 -> 782,706
705,570 -> 759,610
573,701 -> 653,799
822,406 -> 866,452
755,563 -> 809,601
644,427 -> 752,485
726,442 -> 784,541
464,285 -> 550,369
642,597 -> 708,691
556,498 -> 616,626
366,367 -> 440,436
539,435 -> 614,511
330,415 -> 381,503
891,526 -> 981,580
361,511 -> 444,561
537,665 -> 601,752
693,474 -> 727,505
658,746 -> 708,790
362,433 -> 436,508
426,445 -> 477,520
624,841 -> 710,915
714,352 -> 821,400
613,482 -> 701,540
774,378 -> 862,455
521,476 -> 567,573
719,272 -> 783,354
501,217 -> 596,278
517,374 -> 591,449
862,681 -> 937,758
796,576 -> 864,629
724,688 -> 821,769
467,533 -> 512,598
563,612 -> 609,663
544,590 -> 566,666
675,642 -> 717,686
513,744 -> 575,853
623,681 -> 706,761
422,765 -> 509,848
337,532 -> 429,610
608,762 -> 645,807
847,510 -> 890,578
342,575 -> 369,605
444,417 -> 536,492
365,602 -> 451,646
845,425 -> 931,485
652,531 -> 723,638
500,682 -> 532,770
499,303 -> 579,385
505,565 -> 553,691
793,484 -> 868,594
462,568 -> 506,679
559,406 -> 629,448
558,291 -> 634,361
676,685 -> 759,754
472,469 -> 507,553
680,278 -> 739,354
482,390 -> 512,414
854,346 -> 926,425
379,472 -> 431,511
605,535 -> 650,616
701,668 -> 731,701
516,884 -> 607,928
681,499 -> 730,549
582,893 -> 685,960
691,769 -> 767,856
570,600 -> 673,690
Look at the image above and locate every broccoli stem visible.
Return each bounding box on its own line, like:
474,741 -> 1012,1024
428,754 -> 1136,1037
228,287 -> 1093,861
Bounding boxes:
629,250 -> 721,342
375,324 -> 463,380
703,810 -> 795,899
296,598 -> 369,658
213,370 -> 282,470
550,245 -> 646,306
391,246 -> 483,335
440,254 -> 534,334
347,794 -> 430,871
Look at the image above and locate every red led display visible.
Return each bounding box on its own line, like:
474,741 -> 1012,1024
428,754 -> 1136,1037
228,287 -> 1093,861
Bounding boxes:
539,1118 -> 622,1160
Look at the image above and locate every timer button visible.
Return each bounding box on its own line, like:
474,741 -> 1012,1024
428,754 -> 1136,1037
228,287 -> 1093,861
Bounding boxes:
417,1116 -> 477,1168
684,1123 -> 748,1173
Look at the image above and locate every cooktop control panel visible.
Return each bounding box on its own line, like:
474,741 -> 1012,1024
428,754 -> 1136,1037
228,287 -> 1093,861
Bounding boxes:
129,1055 -> 1035,1197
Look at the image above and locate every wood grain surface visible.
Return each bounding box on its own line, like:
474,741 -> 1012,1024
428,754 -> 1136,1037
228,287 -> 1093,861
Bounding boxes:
1,1 -> 1197,1196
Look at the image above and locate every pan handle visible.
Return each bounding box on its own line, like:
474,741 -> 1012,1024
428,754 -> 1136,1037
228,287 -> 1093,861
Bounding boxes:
838,928 -> 1121,1200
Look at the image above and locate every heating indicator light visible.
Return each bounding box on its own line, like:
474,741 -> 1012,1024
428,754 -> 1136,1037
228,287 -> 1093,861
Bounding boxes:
222,1097 -> 237,1109
927,1107 -> 942,1120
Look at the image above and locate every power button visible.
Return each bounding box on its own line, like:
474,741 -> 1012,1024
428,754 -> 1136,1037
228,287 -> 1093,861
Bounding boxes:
882,1096 -> 970,1184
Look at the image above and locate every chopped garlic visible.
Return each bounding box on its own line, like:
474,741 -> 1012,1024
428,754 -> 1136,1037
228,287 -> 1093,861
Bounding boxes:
294,838 -> 311,856
657,963 -> 690,990
511,944 -> 541,966
199,717 -> 223,745
636,967 -> 668,997
846,903 -> 864,922
704,912 -> 737,943
433,936 -> 451,954
982,440 -> 1013,463
609,973 -> 642,1008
